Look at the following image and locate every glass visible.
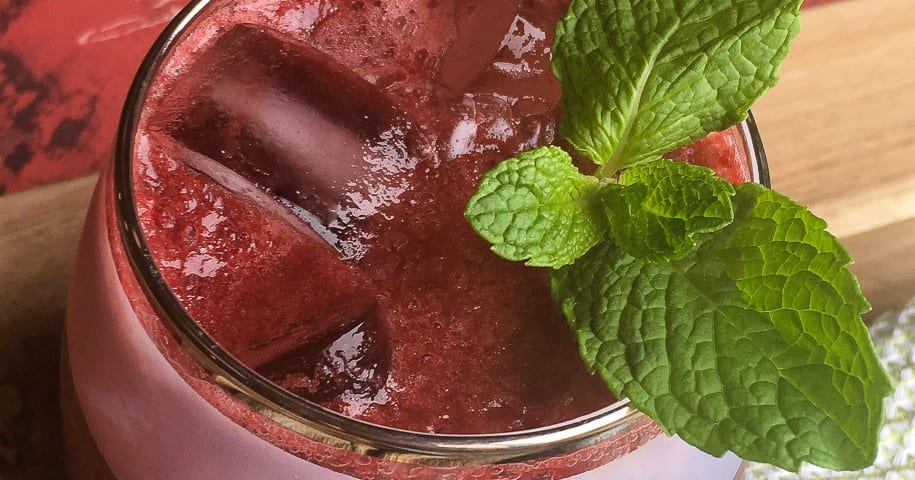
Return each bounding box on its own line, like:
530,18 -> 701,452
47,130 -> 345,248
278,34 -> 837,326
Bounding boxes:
62,0 -> 770,478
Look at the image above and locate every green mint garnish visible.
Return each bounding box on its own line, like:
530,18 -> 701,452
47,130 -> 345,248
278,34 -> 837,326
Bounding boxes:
464,0 -> 893,472
552,183 -> 893,471
553,0 -> 801,172
465,146 -> 605,267
603,160 -> 735,261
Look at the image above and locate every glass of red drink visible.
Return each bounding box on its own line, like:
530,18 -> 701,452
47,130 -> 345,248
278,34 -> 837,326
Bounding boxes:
62,0 -> 770,479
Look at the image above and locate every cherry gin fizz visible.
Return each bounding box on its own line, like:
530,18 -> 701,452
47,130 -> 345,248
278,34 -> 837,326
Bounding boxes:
63,0 -> 769,478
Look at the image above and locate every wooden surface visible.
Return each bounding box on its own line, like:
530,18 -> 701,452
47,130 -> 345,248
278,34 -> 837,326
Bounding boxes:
0,175 -> 96,479
0,0 -> 912,477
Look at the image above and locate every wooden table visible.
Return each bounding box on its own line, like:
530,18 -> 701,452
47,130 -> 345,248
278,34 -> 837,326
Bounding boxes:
0,0 -> 912,477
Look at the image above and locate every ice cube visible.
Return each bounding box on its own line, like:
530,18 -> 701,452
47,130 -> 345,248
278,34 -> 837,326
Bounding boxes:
437,0 -> 524,92
258,317 -> 391,408
162,24 -> 429,258
437,0 -> 565,107
134,132 -> 389,370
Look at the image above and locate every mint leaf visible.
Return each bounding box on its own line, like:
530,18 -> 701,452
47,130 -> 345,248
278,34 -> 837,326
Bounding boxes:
552,0 -> 802,169
603,160 -> 735,261
462,0 -> 892,470
551,183 -> 893,471
464,146 -> 605,267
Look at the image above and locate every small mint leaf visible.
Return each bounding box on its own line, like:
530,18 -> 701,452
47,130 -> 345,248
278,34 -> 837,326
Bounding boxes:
603,160 -> 735,261
552,0 -> 802,169
464,146 -> 604,267
551,183 -> 893,472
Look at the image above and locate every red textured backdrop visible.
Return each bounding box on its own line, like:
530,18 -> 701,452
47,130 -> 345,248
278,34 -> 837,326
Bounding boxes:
0,0 -> 844,195
0,0 -> 186,195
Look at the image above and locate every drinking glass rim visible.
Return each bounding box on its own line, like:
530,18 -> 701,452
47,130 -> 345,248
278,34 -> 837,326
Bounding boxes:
112,0 -> 770,465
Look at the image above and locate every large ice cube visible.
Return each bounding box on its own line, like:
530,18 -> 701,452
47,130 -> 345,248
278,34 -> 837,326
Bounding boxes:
161,24 -> 428,259
134,132 -> 390,375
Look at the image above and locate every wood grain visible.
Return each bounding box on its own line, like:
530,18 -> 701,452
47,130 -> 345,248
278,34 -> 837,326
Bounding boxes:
0,175 -> 96,479
0,0 -> 912,477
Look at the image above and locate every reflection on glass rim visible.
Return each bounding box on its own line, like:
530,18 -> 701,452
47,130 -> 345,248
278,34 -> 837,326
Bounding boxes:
111,0 -> 770,465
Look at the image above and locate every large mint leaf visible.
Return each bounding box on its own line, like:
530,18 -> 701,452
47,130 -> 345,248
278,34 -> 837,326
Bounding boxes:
603,160 -> 735,261
551,183 -> 893,471
464,146 -> 604,267
552,0 -> 802,169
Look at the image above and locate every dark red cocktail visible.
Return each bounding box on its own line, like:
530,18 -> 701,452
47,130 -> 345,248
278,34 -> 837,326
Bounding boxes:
63,0 -> 766,478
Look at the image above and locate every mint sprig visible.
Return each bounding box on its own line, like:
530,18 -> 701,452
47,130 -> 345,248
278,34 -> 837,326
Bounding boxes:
553,0 -> 801,171
464,0 -> 893,472
551,183 -> 893,471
